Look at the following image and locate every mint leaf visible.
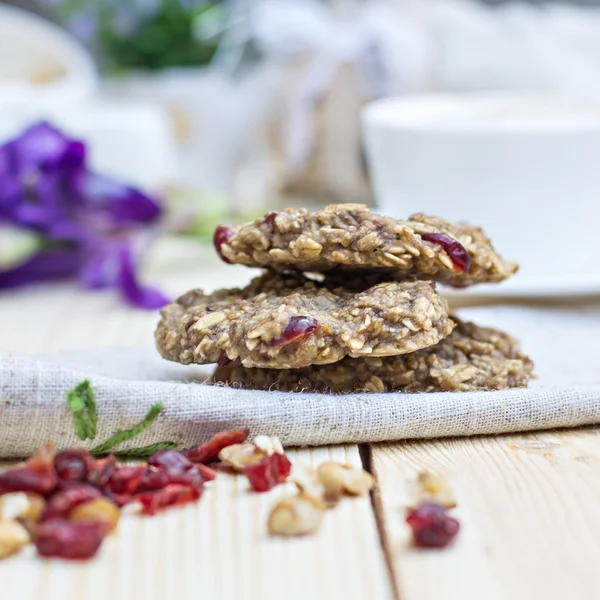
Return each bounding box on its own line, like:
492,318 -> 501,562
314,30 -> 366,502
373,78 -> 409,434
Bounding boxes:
91,403 -> 165,455
111,441 -> 179,458
67,381 -> 170,454
67,379 -> 98,441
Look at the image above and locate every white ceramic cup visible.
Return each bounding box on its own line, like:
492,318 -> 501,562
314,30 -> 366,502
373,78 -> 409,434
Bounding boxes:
0,4 -> 97,108
362,93 -> 600,291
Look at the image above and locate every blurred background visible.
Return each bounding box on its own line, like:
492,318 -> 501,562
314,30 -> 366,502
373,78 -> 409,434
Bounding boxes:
2,0 -> 600,305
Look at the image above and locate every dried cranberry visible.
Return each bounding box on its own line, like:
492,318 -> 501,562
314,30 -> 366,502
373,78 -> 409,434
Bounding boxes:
35,519 -> 108,560
42,485 -> 102,521
191,463 -> 217,482
168,470 -> 205,492
213,225 -> 234,264
183,429 -> 250,464
107,466 -> 147,495
54,449 -> 95,483
103,492 -> 134,508
0,466 -> 57,495
136,484 -> 201,516
245,453 -> 292,493
148,450 -> 192,472
406,503 -> 460,548
421,233 -> 471,273
142,468 -> 205,494
266,316 -> 319,347
0,443 -> 58,495
29,442 -> 56,468
88,455 -> 117,488
137,468 -> 170,492
263,212 -> 278,230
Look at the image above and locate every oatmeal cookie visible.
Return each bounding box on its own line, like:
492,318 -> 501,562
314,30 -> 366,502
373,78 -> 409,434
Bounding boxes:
214,318 -> 534,392
214,204 -> 517,287
156,272 -> 452,369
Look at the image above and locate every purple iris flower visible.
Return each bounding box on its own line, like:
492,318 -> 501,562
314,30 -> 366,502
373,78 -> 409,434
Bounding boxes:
0,122 -> 169,309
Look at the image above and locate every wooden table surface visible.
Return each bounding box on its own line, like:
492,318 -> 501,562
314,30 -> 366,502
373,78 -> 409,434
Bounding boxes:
1,237 -> 598,600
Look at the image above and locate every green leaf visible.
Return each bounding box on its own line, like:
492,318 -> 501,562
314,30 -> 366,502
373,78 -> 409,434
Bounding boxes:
110,441 -> 179,458
66,379 -> 98,441
91,403 -> 165,455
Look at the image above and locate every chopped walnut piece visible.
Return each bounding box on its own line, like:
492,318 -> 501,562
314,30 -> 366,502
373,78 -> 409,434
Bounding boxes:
0,493 -> 45,525
218,444 -> 265,472
291,466 -> 329,508
69,498 -> 121,533
267,495 -> 324,537
0,518 -> 30,559
23,494 -> 46,523
408,472 -> 457,509
317,462 -> 374,504
1,493 -> 30,520
253,436 -> 284,456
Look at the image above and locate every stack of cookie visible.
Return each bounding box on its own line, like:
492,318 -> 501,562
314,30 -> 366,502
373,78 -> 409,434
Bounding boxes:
156,204 -> 534,393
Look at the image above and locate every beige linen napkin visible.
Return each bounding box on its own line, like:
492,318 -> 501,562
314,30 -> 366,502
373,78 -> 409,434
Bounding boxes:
1,305 -> 599,458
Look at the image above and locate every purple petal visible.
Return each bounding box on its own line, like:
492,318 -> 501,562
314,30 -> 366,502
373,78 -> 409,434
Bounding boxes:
0,146 -> 22,217
14,122 -> 86,173
0,247 -> 80,288
78,241 -> 120,289
116,246 -> 169,309
76,172 -> 162,225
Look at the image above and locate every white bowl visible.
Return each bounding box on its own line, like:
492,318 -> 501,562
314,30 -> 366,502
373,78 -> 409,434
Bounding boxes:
0,4 -> 97,109
0,4 -> 97,149
362,93 -> 600,295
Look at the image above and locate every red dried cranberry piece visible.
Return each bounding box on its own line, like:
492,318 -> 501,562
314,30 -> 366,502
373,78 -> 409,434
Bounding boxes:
54,449 -> 95,483
266,316 -> 319,348
245,453 -> 292,493
0,445 -> 58,496
103,492 -> 134,508
213,225 -> 234,264
190,463 -> 217,482
137,468 -> 170,492
136,484 -> 201,516
168,470 -> 205,492
148,450 -> 192,472
87,455 -> 117,488
29,442 -> 56,468
406,503 -> 460,548
35,519 -> 108,560
183,429 -> 250,464
0,467 -> 57,495
136,469 -> 171,493
263,212 -> 278,230
42,484 -> 102,521
421,233 -> 471,273
138,465 -> 205,495
107,466 -> 147,495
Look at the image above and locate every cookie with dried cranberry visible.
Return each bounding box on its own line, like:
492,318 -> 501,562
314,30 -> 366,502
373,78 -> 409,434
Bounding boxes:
213,204 -> 517,287
156,272 -> 452,369
214,318 -> 534,392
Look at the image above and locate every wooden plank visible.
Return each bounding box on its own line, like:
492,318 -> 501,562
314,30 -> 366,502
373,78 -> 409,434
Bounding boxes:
0,445 -> 393,600
372,429 -> 600,600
